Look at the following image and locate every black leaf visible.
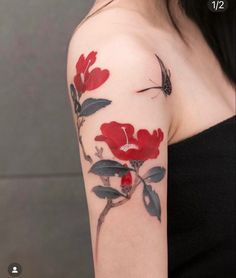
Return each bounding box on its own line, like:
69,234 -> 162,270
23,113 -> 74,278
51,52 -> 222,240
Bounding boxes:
80,98 -> 111,116
70,84 -> 77,101
143,184 -> 161,221
143,167 -> 166,183
92,185 -> 124,199
70,84 -> 81,113
74,100 -> 81,114
89,159 -> 133,177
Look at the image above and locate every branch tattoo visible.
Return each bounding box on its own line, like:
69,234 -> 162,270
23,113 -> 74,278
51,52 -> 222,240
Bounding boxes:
69,51 -> 172,261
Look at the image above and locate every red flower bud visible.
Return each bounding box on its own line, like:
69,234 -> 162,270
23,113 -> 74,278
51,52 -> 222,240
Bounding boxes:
120,164 -> 133,194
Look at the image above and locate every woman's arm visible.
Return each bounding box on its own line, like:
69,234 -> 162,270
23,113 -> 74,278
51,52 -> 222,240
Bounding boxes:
66,31 -> 172,278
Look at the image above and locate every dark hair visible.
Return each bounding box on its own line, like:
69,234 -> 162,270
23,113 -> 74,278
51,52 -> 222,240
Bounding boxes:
167,0 -> 235,84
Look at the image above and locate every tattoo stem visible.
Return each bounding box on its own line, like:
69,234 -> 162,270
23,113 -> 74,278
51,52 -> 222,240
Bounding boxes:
77,117 -> 93,164
95,170 -> 144,261
94,146 -> 113,262
95,146 -> 110,186
95,199 -> 112,262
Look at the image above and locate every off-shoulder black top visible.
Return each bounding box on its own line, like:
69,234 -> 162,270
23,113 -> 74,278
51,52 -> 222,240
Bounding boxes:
167,115 -> 236,278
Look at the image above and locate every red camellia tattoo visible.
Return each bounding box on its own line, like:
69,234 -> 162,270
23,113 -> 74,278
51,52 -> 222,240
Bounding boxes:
69,51 -> 111,163
89,121 -> 166,261
95,121 -> 164,161
74,51 -> 110,93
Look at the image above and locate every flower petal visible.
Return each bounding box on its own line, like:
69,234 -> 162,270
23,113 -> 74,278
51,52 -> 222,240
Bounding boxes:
76,54 -> 86,73
74,73 -> 86,93
85,51 -> 97,68
76,51 -> 97,73
85,68 -> 110,91
95,135 -> 107,141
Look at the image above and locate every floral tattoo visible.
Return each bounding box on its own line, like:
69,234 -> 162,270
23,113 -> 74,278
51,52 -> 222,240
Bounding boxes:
69,50 -> 168,261
70,50 -> 111,163
91,121 -> 166,260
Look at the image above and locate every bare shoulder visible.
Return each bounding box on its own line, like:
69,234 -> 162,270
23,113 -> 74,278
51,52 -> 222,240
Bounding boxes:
69,4 -> 151,45
67,6 -> 174,136
68,8 -> 153,61
69,1 -> 171,64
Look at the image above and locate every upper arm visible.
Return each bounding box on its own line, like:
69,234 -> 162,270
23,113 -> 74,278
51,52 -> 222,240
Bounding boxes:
67,30 -> 172,278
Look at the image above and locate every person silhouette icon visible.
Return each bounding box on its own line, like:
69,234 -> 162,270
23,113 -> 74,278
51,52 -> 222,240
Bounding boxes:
12,266 -> 18,273
8,262 -> 22,277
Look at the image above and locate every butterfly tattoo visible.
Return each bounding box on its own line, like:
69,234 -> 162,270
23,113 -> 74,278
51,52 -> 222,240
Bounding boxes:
137,54 -> 172,96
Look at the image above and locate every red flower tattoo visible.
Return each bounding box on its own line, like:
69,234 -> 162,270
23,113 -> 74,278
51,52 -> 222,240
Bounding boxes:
120,163 -> 133,193
95,121 -> 164,161
74,51 -> 110,93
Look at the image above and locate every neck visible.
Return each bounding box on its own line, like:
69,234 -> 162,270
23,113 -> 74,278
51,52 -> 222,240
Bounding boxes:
93,0 -> 184,30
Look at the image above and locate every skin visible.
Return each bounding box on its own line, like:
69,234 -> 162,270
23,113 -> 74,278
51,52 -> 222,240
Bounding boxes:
67,1 -> 235,277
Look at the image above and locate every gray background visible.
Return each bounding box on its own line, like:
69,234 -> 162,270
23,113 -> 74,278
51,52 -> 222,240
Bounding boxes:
0,0 -> 94,277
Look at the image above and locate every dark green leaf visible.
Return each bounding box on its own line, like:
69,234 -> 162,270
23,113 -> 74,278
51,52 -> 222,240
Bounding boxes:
92,185 -> 124,199
143,167 -> 166,183
70,84 -> 77,101
89,159 -> 133,177
74,100 -> 81,114
70,84 -> 81,113
143,184 -> 161,221
70,83 -> 82,98
80,98 -> 111,116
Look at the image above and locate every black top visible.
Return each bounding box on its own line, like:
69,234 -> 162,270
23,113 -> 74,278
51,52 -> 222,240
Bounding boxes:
167,115 -> 236,278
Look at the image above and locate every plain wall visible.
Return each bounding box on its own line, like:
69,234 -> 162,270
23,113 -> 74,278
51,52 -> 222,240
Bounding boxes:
0,0 -> 94,277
